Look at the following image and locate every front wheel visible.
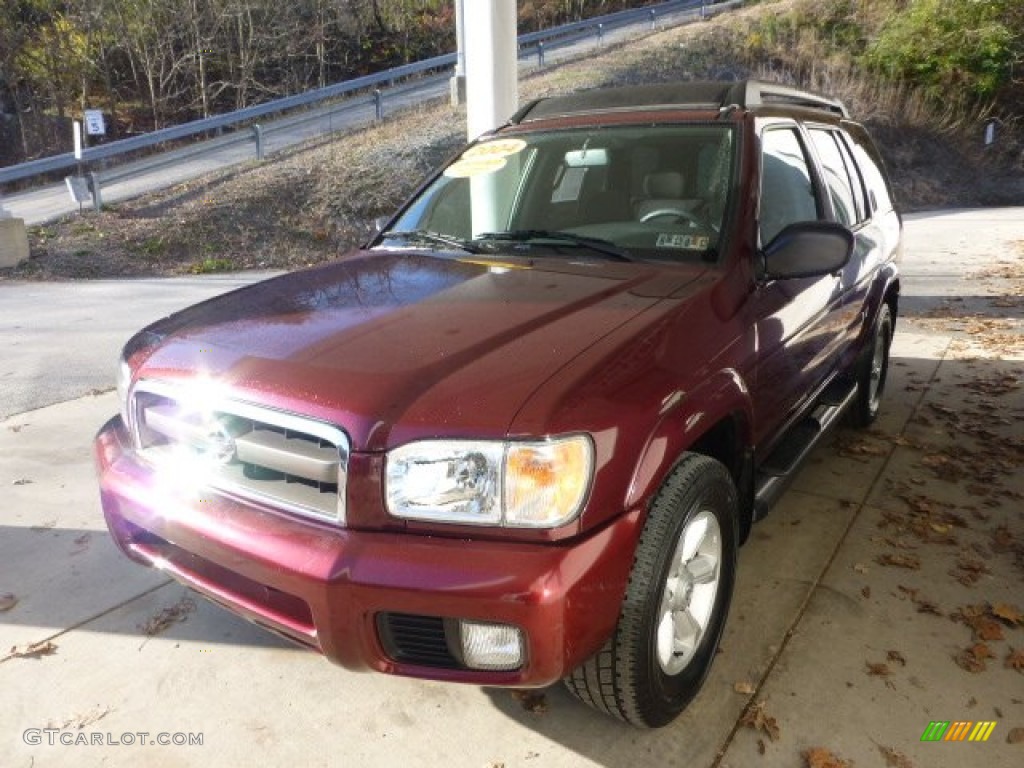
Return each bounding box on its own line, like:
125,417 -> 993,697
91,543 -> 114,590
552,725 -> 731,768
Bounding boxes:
849,303 -> 893,427
565,453 -> 738,727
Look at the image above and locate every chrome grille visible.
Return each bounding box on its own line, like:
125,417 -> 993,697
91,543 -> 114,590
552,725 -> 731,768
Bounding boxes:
130,380 -> 349,524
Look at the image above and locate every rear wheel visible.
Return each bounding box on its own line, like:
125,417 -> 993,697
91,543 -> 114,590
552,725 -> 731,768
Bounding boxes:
565,453 -> 738,727
850,303 -> 893,427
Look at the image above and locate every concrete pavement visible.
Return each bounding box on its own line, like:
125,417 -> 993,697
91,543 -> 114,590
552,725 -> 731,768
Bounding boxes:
0,272 -> 279,421
1,209 -> 1021,767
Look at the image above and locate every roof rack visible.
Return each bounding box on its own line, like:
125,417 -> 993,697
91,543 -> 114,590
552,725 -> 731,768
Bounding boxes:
735,80 -> 848,118
509,79 -> 849,124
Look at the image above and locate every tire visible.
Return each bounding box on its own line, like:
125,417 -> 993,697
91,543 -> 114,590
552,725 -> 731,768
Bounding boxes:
849,303 -> 893,428
565,453 -> 738,728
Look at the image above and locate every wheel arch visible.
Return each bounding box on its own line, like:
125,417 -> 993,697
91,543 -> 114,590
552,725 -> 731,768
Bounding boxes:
625,369 -> 754,540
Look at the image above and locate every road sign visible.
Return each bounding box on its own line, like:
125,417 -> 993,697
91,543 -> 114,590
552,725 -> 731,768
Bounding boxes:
84,110 -> 106,136
65,176 -> 91,204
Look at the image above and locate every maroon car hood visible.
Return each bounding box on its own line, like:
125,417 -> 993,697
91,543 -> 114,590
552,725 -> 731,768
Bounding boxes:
135,250 -> 706,451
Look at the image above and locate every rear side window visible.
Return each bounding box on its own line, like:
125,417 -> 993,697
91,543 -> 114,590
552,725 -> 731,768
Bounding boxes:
809,129 -> 863,226
759,128 -> 819,245
845,132 -> 894,216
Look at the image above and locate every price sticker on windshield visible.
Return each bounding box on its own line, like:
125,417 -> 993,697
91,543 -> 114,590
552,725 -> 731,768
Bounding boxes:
444,156 -> 509,178
461,139 -> 527,161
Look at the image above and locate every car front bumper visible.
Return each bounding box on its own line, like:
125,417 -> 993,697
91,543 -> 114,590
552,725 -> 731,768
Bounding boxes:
94,416 -> 639,687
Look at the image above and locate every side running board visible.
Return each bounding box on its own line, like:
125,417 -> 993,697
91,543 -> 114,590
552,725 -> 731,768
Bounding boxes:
753,380 -> 858,520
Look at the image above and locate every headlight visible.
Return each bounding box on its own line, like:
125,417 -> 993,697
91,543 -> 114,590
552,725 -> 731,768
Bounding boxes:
386,435 -> 593,528
386,441 -> 503,524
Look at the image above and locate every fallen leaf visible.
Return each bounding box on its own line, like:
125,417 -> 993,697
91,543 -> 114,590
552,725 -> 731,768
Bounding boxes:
991,525 -> 1015,553
955,603 -> 988,622
877,553 -> 921,570
992,602 -> 1023,625
866,661 -> 890,677
740,700 -> 780,742
54,705 -> 113,730
955,643 -> 994,673
887,650 -> 907,666
879,744 -> 914,767
853,562 -> 869,574
733,681 -> 756,695
1006,647 -> 1024,672
510,689 -> 548,714
951,556 -> 989,586
861,586 -> 871,599
2,640 -> 57,662
138,597 -> 196,636
70,532 -> 92,556
838,438 -> 889,458
1008,727 -> 1024,744
885,537 -> 919,550
803,747 -> 851,768
972,617 -> 1005,642
0,593 -> 17,612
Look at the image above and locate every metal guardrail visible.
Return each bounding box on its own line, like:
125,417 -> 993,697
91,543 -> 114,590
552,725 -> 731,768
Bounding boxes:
0,0 -> 735,198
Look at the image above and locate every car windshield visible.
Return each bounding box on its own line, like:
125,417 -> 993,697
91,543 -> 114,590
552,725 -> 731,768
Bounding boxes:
379,124 -> 736,262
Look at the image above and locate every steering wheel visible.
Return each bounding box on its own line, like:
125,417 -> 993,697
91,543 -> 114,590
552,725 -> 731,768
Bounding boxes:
640,208 -> 703,226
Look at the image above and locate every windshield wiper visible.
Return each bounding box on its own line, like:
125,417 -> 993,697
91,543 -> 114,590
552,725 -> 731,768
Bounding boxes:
381,229 -> 480,254
475,230 -> 635,262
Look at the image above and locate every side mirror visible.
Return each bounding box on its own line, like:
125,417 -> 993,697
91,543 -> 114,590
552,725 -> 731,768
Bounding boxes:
762,221 -> 853,280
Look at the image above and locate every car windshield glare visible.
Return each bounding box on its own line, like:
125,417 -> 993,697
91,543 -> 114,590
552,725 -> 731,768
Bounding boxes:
381,125 -> 736,261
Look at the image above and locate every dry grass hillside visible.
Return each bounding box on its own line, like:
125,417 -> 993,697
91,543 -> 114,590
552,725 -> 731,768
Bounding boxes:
6,0 -> 1022,279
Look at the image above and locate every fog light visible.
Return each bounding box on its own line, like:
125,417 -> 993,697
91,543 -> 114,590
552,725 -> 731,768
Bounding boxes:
459,621 -> 524,671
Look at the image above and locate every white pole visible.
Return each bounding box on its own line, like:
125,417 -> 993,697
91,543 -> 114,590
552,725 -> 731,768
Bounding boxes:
464,0 -> 518,141
73,121 -> 84,160
455,0 -> 466,79
464,0 -> 519,236
450,0 -> 467,105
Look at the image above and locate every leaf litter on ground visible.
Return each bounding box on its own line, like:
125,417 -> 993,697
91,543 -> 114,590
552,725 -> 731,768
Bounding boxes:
2,640 -> 57,663
802,747 -> 852,768
740,700 -> 780,742
138,596 -> 197,637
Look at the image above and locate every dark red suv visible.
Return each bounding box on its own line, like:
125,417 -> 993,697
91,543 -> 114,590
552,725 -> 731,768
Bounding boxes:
95,80 -> 901,727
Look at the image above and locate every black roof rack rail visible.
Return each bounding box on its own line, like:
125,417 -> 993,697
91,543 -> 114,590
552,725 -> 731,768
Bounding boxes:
508,80 -> 849,124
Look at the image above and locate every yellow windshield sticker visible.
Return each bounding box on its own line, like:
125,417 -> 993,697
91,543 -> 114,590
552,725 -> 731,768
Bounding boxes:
443,156 -> 508,178
461,138 -> 527,161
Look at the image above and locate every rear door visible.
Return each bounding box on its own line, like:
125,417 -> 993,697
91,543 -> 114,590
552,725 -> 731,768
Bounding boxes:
751,122 -> 848,454
805,125 -> 876,370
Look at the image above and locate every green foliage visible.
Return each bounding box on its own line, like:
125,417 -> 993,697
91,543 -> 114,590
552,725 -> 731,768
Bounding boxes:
865,0 -> 1022,99
190,256 -> 234,273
